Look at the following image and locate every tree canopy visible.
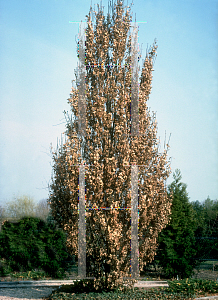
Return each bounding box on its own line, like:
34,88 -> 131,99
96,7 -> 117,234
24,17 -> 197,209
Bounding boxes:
48,0 -> 172,290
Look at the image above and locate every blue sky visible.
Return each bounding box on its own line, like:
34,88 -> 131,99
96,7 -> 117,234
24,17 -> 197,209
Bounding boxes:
0,0 -> 217,210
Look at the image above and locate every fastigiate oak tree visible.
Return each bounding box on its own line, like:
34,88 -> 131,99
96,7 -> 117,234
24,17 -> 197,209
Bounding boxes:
48,0 -> 172,291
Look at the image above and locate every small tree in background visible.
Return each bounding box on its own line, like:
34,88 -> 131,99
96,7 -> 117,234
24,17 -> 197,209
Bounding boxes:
191,200 -> 207,238
34,198 -> 52,222
0,205 -> 6,221
154,169 -> 197,279
203,197 -> 218,235
0,205 -> 7,232
191,197 -> 218,261
0,196 -> 52,224
1,195 -> 38,222
48,0 -> 172,291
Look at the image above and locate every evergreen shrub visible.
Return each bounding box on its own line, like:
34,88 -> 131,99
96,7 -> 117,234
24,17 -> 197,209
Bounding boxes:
0,216 -> 73,278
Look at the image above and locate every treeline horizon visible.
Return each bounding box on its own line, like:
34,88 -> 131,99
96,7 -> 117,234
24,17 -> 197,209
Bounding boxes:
0,169 -> 217,279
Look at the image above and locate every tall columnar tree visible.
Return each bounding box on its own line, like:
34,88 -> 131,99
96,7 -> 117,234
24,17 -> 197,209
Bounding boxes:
154,169 -> 197,279
48,0 -> 172,290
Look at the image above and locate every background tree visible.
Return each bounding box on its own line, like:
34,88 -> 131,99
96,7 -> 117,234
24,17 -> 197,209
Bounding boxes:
48,0 -> 172,290
191,197 -> 218,261
0,196 -> 52,223
191,200 -> 207,238
0,205 -> 7,232
34,198 -> 52,222
0,205 -> 6,221
0,196 -> 58,234
203,197 -> 218,236
1,195 -> 38,221
154,169 -> 197,279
